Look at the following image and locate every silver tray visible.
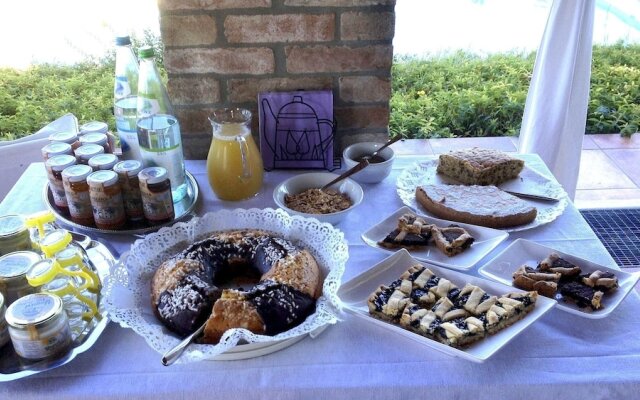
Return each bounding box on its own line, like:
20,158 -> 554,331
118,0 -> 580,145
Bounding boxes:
0,240 -> 115,381
43,171 -> 199,235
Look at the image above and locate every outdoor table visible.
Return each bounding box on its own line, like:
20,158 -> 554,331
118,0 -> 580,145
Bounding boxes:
2,155 -> 639,399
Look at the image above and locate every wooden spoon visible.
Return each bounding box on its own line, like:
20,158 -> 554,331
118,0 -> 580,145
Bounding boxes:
320,158 -> 369,191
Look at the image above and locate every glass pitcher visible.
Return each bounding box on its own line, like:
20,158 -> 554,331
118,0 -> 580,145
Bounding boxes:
207,108 -> 264,201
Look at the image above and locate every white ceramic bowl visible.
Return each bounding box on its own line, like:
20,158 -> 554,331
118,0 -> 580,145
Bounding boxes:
343,141 -> 395,183
273,172 -> 364,225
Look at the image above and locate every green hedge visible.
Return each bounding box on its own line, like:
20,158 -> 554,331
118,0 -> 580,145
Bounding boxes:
391,43 -> 640,138
0,42 -> 638,141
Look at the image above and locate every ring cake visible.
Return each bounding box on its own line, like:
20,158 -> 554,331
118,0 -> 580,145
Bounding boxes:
416,184 -> 537,228
151,229 -> 322,343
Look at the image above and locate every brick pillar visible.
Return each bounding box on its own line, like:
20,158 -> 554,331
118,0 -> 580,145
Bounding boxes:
158,0 -> 396,159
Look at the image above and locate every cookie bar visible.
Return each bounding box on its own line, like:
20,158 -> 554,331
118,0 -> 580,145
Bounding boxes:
378,213 -> 433,250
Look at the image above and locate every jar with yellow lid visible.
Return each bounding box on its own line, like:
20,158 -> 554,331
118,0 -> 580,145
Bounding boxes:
41,142 -> 73,161
62,164 -> 94,226
24,210 -> 57,250
0,251 -> 41,304
6,293 -> 72,360
74,143 -> 104,165
0,215 -> 32,256
46,154 -> 77,211
0,292 -> 9,348
88,170 -> 126,230
38,229 -> 100,290
27,260 -> 99,335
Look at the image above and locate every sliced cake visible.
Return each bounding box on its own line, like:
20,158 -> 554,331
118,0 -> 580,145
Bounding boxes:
437,147 -> 524,186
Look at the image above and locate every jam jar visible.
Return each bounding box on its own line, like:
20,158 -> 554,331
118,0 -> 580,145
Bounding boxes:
45,154 -> 77,211
49,131 -> 80,151
138,167 -> 175,225
0,251 -> 41,305
88,153 -> 119,171
0,215 -> 32,256
87,170 -> 126,230
114,160 -> 145,222
0,292 -> 8,348
5,293 -> 72,360
61,164 -> 94,226
41,142 -> 73,161
74,144 -> 104,165
79,121 -> 108,135
80,133 -> 110,154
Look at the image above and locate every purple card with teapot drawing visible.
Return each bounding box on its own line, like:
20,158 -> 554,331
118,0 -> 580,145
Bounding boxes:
258,90 -> 338,171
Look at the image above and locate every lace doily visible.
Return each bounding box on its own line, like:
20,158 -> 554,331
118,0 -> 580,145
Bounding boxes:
102,208 -> 348,363
396,160 -> 568,232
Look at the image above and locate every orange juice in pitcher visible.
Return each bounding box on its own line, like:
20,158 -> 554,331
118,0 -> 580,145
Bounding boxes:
207,108 -> 263,201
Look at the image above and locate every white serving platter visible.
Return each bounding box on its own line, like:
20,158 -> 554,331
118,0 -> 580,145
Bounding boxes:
478,238 -> 640,319
338,249 -> 556,363
396,159 -> 569,232
361,206 -> 508,271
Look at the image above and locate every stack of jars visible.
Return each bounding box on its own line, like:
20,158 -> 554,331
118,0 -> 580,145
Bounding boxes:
42,126 -> 176,229
0,215 -> 100,361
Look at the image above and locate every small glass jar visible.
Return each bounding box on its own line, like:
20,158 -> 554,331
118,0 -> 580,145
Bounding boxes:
0,292 -> 9,348
0,251 -> 41,304
49,131 -> 80,150
41,142 -> 73,161
139,167 -> 175,225
61,165 -> 94,226
45,154 -> 77,211
114,160 -> 144,221
88,153 -> 119,171
80,133 -> 110,154
5,293 -> 72,360
88,170 -> 126,230
74,144 -> 104,165
0,215 -> 32,256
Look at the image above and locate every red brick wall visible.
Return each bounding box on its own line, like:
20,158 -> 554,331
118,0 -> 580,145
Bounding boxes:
158,0 -> 396,159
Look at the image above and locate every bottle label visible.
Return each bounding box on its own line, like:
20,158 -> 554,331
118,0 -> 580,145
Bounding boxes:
137,97 -> 161,118
114,76 -> 131,99
11,324 -> 71,359
63,183 -> 93,220
140,182 -> 174,222
47,171 -> 67,208
89,185 -> 126,227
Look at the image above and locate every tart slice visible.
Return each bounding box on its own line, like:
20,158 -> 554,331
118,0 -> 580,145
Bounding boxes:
378,213 -> 434,250
431,225 -> 475,256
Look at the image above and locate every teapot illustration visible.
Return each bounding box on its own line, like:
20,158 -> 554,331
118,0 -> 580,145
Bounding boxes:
261,95 -> 335,170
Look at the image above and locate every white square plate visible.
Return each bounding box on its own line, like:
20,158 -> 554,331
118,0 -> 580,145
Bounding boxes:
478,239 -> 640,319
361,206 -> 509,271
338,249 -> 556,363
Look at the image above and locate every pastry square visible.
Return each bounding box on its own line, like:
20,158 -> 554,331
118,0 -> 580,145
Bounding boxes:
437,147 -> 524,186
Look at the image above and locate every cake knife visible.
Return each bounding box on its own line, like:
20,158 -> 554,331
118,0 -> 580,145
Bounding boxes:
503,190 -> 561,202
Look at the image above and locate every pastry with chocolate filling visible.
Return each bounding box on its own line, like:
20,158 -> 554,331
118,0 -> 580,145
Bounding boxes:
431,225 -> 475,256
151,230 -> 323,343
369,264 -> 537,348
378,213 -> 475,256
559,282 -> 604,310
378,213 -> 434,250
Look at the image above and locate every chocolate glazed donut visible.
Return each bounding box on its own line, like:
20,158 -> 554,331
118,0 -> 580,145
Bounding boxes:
150,230 -> 323,342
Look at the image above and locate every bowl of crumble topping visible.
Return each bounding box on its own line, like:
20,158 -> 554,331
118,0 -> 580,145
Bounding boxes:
273,172 -> 363,225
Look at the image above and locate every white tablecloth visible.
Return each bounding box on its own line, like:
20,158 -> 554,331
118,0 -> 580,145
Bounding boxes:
2,156 -> 639,399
